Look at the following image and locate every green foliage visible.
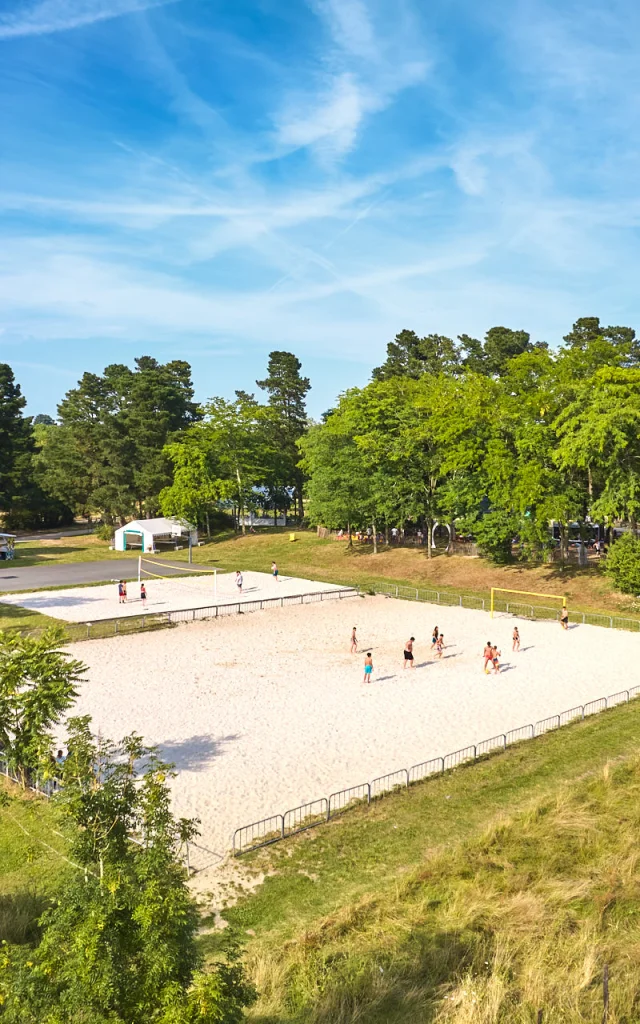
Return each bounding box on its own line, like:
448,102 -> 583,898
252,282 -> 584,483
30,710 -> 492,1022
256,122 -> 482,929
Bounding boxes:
0,721 -> 256,1023
37,357 -> 200,522
0,629 -> 85,785
604,532 -> 640,593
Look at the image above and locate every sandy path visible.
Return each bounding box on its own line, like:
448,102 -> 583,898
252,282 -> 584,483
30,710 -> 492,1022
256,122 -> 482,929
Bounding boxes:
65,594 -> 639,868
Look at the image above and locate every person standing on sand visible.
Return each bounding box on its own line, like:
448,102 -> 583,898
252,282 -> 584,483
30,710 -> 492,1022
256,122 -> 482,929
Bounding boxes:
363,652 -> 373,683
118,580 -> 124,605
271,561 -> 280,582
235,570 -> 243,594
491,644 -> 501,674
350,626 -> 358,653
140,583 -> 147,608
512,626 -> 520,651
436,634 -> 444,658
403,636 -> 415,669
560,606 -> 569,630
122,580 -> 127,603
483,642 -> 493,674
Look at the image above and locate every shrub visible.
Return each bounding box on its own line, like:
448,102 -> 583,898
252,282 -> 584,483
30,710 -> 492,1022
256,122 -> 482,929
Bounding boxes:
604,532 -> 640,594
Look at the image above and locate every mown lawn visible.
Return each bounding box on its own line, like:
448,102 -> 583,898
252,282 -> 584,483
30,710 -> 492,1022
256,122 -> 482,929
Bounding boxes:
2,528 -> 637,633
203,697 -> 640,1022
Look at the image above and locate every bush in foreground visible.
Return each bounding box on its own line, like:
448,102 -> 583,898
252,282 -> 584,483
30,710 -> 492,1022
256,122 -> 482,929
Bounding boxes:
0,719 -> 256,1023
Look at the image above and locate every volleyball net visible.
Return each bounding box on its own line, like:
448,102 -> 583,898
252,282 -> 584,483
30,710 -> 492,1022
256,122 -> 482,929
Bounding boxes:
137,556 -> 221,596
490,587 -> 567,619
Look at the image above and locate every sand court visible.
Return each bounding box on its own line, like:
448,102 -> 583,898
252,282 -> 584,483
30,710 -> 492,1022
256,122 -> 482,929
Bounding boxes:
1,570 -> 348,622
62,592 -> 640,872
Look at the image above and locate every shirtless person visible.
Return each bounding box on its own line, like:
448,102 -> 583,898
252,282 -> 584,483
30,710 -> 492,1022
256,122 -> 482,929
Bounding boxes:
363,652 -> 373,683
512,626 -> 520,652
435,633 -> 444,658
403,636 -> 415,669
491,644 -> 501,674
350,626 -> 358,654
483,641 -> 493,674
560,605 -> 569,630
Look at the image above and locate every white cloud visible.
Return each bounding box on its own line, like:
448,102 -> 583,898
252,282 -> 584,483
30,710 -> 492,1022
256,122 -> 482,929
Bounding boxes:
0,0 -> 180,40
275,73 -> 367,158
311,0 -> 377,59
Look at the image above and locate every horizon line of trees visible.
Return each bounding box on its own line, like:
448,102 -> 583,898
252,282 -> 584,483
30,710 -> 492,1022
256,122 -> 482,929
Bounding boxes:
3,316 -> 640,562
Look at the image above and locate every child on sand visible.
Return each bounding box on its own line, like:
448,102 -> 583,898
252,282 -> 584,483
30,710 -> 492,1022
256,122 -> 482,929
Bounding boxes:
403,637 -> 415,669
483,642 -> 492,674
350,626 -> 358,653
118,580 -> 124,605
512,626 -> 520,651
491,644 -> 501,674
436,634 -> 444,658
560,606 -> 569,630
122,581 -> 127,603
140,583 -> 147,607
363,652 -> 373,683
271,561 -> 280,582
235,570 -> 243,594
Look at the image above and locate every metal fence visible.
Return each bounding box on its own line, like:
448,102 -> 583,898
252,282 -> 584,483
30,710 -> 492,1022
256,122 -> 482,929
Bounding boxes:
0,756 -> 60,798
359,581 -> 640,633
232,686 -> 638,855
11,586 -> 359,643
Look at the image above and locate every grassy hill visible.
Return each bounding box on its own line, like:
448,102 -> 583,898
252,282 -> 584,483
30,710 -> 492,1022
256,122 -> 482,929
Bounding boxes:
205,698 -> 640,1023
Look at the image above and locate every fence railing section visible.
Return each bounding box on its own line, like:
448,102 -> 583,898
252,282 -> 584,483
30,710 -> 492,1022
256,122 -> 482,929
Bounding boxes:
0,756 -> 60,798
11,587 -> 359,644
359,582 -> 640,634
232,687 -> 639,855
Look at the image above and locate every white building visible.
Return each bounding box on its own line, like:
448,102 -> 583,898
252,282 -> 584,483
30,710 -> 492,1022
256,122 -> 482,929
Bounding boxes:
113,517 -> 197,553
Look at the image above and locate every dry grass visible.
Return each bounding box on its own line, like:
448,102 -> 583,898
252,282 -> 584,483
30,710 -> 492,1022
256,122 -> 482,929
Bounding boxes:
241,757 -> 640,1022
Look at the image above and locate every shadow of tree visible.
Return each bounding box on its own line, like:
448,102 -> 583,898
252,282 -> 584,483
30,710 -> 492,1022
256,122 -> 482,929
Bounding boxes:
158,733 -> 240,772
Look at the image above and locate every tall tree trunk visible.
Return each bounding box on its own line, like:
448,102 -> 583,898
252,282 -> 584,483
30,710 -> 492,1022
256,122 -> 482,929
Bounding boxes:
205,511 -> 210,537
347,520 -> 352,548
587,465 -> 593,499
372,521 -> 377,554
427,518 -> 432,559
385,523 -> 389,545
234,468 -> 244,536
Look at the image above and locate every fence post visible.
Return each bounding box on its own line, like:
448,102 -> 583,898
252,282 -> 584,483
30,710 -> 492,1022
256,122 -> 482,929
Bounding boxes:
396,586 -> 399,597
482,599 -> 485,610
86,623 -> 90,639
609,617 -> 613,628
583,612 -> 586,624
459,595 -> 462,607
415,588 -> 419,600
602,963 -> 609,1022
115,621 -> 118,635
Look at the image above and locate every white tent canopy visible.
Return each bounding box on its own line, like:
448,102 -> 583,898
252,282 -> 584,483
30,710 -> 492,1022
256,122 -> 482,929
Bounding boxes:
113,517 -> 197,553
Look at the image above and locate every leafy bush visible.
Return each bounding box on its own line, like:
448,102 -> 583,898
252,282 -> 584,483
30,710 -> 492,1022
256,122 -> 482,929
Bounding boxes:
94,522 -> 115,542
604,532 -> 640,594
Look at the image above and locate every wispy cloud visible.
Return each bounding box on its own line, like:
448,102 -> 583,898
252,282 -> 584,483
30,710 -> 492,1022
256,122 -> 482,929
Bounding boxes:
0,0 -> 180,40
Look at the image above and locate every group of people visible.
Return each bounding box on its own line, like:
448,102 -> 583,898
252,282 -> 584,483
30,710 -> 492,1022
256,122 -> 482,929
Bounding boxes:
117,580 -> 147,606
354,624 -> 445,684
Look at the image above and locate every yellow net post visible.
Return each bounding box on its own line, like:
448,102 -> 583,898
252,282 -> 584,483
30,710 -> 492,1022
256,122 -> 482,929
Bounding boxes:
490,587 -> 567,619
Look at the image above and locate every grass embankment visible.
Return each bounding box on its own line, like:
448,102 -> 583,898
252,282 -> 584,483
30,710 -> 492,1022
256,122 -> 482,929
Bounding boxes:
0,779 -> 71,944
209,698 -> 640,1022
1,529 -> 635,634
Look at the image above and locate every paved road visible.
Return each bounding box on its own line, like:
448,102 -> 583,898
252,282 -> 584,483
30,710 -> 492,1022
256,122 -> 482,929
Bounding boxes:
0,559 -> 215,593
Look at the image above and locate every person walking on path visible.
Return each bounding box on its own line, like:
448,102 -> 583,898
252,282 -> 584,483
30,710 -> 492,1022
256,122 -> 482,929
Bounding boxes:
560,605 -> 569,630
512,626 -> 520,652
363,651 -> 373,683
483,642 -> 493,674
140,582 -> 147,607
235,570 -> 243,595
350,626 -> 358,653
118,580 -> 125,605
403,636 -> 415,669
271,561 -> 280,582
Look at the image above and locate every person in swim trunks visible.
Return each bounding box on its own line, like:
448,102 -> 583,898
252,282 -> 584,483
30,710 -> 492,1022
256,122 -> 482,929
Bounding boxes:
560,606 -> 569,629
271,561 -> 280,582
363,652 -> 373,683
436,634 -> 444,658
483,642 -> 492,674
350,626 -> 358,653
403,636 -> 415,669
235,570 -> 243,594
491,644 -> 501,674
512,626 -> 520,651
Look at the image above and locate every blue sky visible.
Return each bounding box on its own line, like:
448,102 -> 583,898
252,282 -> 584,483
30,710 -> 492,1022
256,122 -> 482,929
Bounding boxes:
2,0 -> 640,417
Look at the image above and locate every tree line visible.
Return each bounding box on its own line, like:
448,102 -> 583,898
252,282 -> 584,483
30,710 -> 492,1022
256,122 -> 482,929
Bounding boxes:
301,317 -> 640,561
3,316 -> 640,561
0,351 -> 310,533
